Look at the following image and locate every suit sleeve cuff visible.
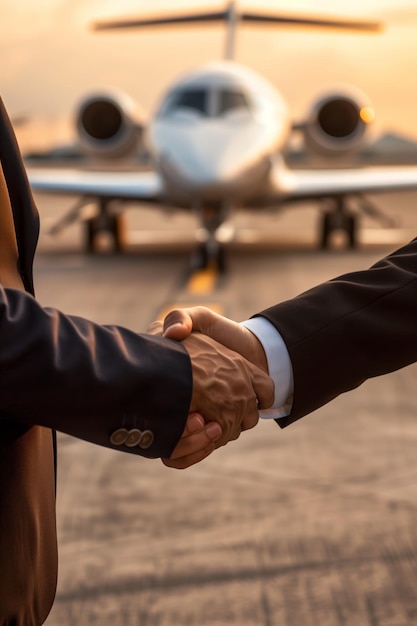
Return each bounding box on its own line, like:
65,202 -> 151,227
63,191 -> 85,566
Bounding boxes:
241,317 -> 294,419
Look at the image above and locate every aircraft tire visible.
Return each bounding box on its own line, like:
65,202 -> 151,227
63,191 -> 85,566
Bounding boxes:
320,211 -> 357,250
320,212 -> 332,249
84,214 -> 124,253
85,217 -> 97,253
191,244 -> 209,270
191,244 -> 226,272
346,214 -> 357,249
216,244 -> 226,273
111,214 -> 125,252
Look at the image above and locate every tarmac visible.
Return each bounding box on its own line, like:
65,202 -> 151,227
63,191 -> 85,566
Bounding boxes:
30,190 -> 417,626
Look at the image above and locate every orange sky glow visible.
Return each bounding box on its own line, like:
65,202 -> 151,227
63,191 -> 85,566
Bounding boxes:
2,0 -> 417,148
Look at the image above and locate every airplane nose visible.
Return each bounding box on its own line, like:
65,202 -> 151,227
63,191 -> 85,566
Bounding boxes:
192,152 -> 238,187
153,119 -> 271,200
178,136 -> 252,191
175,137 -> 234,180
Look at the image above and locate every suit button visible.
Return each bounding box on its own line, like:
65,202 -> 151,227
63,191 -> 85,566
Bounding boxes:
125,428 -> 143,447
139,430 -> 154,449
110,428 -> 128,446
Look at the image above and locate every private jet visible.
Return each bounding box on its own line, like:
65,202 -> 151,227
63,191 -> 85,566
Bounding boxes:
28,2 -> 417,269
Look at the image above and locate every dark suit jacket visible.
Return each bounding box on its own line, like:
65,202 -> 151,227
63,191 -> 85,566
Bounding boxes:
0,97 -> 192,625
257,238 -> 417,428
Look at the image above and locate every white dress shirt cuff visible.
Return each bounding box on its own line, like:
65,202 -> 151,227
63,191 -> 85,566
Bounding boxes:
241,317 -> 294,419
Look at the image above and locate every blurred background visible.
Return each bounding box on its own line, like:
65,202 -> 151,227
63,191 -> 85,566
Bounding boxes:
3,2 -> 417,625
3,0 -> 417,152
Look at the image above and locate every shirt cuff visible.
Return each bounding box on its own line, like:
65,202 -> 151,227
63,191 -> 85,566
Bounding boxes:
241,317 -> 294,419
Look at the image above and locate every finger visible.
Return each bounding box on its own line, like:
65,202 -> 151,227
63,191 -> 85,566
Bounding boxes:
162,443 -> 216,470
170,420 -> 222,460
249,361 -> 275,410
163,306 -> 219,339
147,320 -> 163,335
164,307 -> 268,372
162,308 -> 193,340
182,412 -> 205,437
241,395 -> 260,432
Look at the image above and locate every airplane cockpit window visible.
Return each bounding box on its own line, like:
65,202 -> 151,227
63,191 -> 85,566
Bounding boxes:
160,89 -> 209,117
158,87 -> 252,119
217,90 -> 251,116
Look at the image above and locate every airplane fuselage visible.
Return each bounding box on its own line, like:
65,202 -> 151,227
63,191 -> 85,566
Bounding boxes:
147,61 -> 290,206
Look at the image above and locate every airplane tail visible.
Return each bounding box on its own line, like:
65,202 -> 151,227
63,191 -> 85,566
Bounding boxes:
91,1 -> 381,61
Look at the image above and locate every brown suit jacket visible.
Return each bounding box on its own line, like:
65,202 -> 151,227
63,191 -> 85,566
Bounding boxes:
0,98 -> 192,625
256,238 -> 417,427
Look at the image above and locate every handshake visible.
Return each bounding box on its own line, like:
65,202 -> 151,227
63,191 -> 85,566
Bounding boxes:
148,307 -> 275,469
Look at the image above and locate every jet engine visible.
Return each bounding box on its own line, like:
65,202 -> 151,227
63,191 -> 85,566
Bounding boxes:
75,90 -> 144,158
302,89 -> 374,157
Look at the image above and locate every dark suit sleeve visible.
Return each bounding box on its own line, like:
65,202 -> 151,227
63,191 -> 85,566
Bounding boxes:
256,237 -> 417,428
0,286 -> 191,458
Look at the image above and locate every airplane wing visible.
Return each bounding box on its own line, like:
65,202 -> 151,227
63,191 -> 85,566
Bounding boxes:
267,161 -> 417,248
91,8 -> 380,33
272,163 -> 417,202
28,168 -> 163,202
27,167 -> 166,247
91,6 -> 381,61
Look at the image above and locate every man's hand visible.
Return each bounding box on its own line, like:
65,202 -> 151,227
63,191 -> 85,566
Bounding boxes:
148,318 -> 274,448
166,412 -> 222,469
162,306 -> 268,372
185,331 -> 273,445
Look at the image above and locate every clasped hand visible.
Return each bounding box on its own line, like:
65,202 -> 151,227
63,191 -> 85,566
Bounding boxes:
147,307 -> 274,469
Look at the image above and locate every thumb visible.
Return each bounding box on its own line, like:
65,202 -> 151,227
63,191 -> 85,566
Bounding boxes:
163,308 -> 193,340
163,306 -> 268,373
163,306 -> 220,340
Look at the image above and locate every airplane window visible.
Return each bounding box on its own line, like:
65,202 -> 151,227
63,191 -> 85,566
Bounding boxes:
217,90 -> 251,116
161,89 -> 209,117
158,88 -> 251,119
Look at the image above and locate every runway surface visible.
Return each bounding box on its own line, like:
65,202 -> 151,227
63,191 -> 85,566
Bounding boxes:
32,190 -> 417,626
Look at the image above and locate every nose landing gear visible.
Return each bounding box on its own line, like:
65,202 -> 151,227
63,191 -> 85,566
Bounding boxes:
192,202 -> 232,272
191,240 -> 226,273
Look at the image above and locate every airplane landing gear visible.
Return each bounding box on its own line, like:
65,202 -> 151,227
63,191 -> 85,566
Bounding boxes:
191,240 -> 226,273
319,194 -> 395,250
192,202 -> 231,272
48,197 -> 125,253
85,202 -> 125,253
320,200 -> 357,249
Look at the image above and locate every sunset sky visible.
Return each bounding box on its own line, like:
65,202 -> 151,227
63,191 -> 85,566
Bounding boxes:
2,0 -> 417,147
